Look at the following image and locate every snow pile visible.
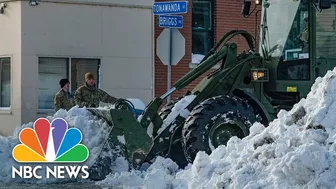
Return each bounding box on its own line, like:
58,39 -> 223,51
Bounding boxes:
97,68 -> 336,188
0,107 -> 118,184
96,157 -> 188,189
3,67 -> 336,188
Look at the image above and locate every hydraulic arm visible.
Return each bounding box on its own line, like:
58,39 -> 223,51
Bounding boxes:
138,30 -> 257,130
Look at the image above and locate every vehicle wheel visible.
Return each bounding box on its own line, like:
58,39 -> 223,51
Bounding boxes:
155,96 -> 189,168
182,95 -> 258,163
158,97 -> 183,120
150,97 -> 182,137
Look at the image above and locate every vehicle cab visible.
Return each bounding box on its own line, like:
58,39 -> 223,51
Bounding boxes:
257,0 -> 336,109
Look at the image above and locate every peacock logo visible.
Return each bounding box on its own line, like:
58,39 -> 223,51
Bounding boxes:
12,118 -> 89,163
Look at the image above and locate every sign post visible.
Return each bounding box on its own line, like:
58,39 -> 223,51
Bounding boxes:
153,1 -> 188,102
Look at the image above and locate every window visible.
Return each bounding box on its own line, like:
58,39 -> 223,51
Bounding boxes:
38,57 -> 100,110
0,57 -> 11,108
38,58 -> 69,110
315,4 -> 336,77
264,0 -> 310,80
192,0 -> 214,59
70,58 -> 100,94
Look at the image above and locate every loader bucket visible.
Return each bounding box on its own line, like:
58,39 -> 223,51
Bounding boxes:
87,107 -> 153,169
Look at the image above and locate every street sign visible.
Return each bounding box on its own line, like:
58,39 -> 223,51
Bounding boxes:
153,1 -> 188,15
153,1 -> 187,102
156,28 -> 185,66
156,28 -> 185,102
159,15 -> 183,28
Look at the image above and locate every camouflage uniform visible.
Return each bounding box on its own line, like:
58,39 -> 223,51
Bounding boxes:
54,89 -> 74,112
74,82 -> 117,108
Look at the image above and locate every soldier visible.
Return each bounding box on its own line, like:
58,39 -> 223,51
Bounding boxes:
74,72 -> 117,108
54,78 -> 74,112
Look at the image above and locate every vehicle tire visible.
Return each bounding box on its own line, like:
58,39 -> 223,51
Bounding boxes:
182,95 -> 258,163
156,96 -> 189,168
158,97 -> 183,120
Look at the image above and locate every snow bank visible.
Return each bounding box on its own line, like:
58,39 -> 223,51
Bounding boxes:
97,68 -> 336,188
3,67 -> 336,188
0,107 -> 118,184
96,157 -> 187,189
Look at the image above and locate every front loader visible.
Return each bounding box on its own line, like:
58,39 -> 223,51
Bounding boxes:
87,0 -> 336,181
86,30 -> 272,180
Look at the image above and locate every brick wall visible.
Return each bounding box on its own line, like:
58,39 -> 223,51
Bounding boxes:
214,0 -> 261,52
154,0 -> 261,102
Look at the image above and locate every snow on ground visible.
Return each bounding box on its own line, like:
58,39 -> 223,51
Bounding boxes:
96,68 -> 336,188
3,67 -> 336,188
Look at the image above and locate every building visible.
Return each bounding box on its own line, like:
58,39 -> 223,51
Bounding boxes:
0,0 -> 154,136
154,0 -> 260,100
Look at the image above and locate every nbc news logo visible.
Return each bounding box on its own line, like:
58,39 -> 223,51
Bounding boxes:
11,118 -> 90,179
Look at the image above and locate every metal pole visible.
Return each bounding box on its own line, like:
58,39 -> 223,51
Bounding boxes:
167,28 -> 172,103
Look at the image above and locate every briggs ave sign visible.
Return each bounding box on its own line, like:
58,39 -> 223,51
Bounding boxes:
158,15 -> 183,29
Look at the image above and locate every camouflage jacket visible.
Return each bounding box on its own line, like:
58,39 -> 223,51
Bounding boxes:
74,83 -> 117,108
54,89 -> 74,112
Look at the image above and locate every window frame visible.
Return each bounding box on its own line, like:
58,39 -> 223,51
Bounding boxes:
37,56 -> 101,114
191,0 -> 215,62
0,55 -> 12,114
69,57 -> 101,93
